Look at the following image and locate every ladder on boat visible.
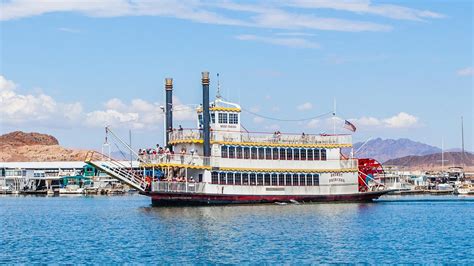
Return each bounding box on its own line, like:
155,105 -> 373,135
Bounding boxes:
85,151 -> 147,193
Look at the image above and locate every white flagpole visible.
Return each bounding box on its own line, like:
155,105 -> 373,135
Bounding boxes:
333,98 -> 337,135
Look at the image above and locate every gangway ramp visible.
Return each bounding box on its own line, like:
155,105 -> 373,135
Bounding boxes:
85,151 -> 147,193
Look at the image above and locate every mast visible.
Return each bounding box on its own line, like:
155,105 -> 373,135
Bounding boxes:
333,98 -> 337,135
461,116 -> 465,168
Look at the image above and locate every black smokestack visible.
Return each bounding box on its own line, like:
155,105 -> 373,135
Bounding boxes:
202,71 -> 211,160
165,78 -> 173,150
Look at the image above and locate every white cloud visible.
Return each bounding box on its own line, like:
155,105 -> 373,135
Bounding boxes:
235,34 -> 320,49
306,119 -> 319,129
285,0 -> 445,21
253,117 -> 265,124
356,116 -> 382,127
0,74 -> 195,130
58,27 -> 81,33
297,102 -> 313,111
457,67 -> 474,77
383,112 -> 418,128
0,0 -> 443,34
0,75 -> 83,125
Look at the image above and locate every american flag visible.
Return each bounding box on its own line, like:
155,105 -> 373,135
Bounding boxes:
344,120 -> 356,132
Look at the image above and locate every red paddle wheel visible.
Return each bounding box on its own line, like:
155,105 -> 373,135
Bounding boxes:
358,158 -> 385,192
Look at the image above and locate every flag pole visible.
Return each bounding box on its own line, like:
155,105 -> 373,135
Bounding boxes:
333,98 -> 337,135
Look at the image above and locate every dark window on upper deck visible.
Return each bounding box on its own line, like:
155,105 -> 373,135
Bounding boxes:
307,149 -> 314,161
235,173 -> 242,185
285,174 -> 292,186
314,149 -> 320,160
264,173 -> 271,186
279,148 -> 286,160
313,174 -> 320,185
271,174 -> 278,186
265,148 -> 272,160
272,148 -> 279,160
258,147 -> 265,160
244,147 -> 250,159
321,149 -> 327,161
236,147 -> 243,159
219,172 -> 226,184
286,149 -> 293,160
227,173 -> 234,185
218,113 -> 228,124
221,146 -> 228,158
300,149 -> 306,160
228,146 -> 235,159
257,174 -> 264,186
211,172 -> 218,184
242,173 -> 249,185
307,174 -> 313,186
251,147 -> 258,159
229,113 -> 239,124
293,174 -> 299,186
293,148 -> 300,160
250,173 -> 256,185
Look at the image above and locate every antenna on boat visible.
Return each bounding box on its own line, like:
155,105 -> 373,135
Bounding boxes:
216,73 -> 222,99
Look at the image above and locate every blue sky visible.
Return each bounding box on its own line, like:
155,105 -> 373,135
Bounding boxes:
0,0 -> 472,152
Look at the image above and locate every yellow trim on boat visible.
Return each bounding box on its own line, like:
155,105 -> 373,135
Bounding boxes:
169,139 -> 352,148
141,163 -> 211,170
217,167 -> 359,173
197,107 -> 241,113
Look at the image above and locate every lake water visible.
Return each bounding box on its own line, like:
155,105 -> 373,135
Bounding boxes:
1,194 -> 473,264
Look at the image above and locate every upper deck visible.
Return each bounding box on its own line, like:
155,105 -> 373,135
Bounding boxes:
169,129 -> 352,148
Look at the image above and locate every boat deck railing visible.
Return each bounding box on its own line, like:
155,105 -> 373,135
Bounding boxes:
152,181 -> 205,193
169,129 -> 352,146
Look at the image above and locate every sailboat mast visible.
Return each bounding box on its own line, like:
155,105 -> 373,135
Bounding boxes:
461,116 -> 465,168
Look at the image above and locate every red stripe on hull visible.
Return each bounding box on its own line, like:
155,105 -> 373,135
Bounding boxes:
144,191 -> 391,206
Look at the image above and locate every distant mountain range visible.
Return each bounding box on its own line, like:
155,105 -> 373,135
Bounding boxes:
353,138 -> 441,163
384,152 -> 474,170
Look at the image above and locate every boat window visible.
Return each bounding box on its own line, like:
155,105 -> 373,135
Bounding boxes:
244,147 -> 250,159
278,173 -> 285,186
265,148 -> 272,160
307,149 -> 314,161
264,174 -> 271,186
236,147 -> 243,159
227,173 -> 234,185
279,148 -> 286,160
198,174 -> 203,183
258,147 -> 265,160
321,149 -> 327,161
300,149 -> 306,160
272,148 -> 279,160
211,113 -> 215,123
307,174 -> 313,186
292,174 -> 299,186
293,148 -> 300,160
198,114 -> 203,126
286,149 -> 293,160
300,174 -> 307,186
218,113 -> 228,124
235,173 -> 242,185
221,145 -> 228,158
271,174 -> 278,186
229,113 -> 239,124
250,173 -> 256,185
285,174 -> 292,186
257,174 -> 264,186
313,174 -> 320,185
242,173 -> 249,185
228,146 -> 235,159
251,147 -> 258,159
219,172 -> 226,184
314,149 -> 320,160
211,172 -> 219,184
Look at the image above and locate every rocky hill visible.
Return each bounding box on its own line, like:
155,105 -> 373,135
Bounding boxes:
0,131 -> 96,162
384,152 -> 474,171
353,138 -> 441,162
